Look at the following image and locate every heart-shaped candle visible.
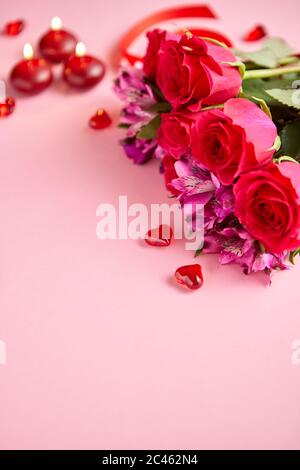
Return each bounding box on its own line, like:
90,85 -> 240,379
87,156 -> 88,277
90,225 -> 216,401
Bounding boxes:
175,264 -> 204,290
145,224 -> 173,247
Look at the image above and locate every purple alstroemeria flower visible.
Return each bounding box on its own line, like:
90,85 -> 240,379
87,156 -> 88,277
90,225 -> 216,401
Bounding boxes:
114,69 -> 156,107
204,226 -> 288,275
115,68 -> 159,140
214,185 -> 235,220
120,103 -> 156,137
123,137 -> 157,165
171,159 -> 216,205
252,252 -> 288,273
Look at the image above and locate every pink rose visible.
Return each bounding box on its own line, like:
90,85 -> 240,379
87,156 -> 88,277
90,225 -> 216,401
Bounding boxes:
191,98 -> 278,185
157,112 -> 198,159
234,162 -> 300,253
143,29 -> 166,80
156,34 -> 242,111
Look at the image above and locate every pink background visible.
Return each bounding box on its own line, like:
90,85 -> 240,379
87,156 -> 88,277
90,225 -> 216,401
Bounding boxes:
0,0 -> 300,450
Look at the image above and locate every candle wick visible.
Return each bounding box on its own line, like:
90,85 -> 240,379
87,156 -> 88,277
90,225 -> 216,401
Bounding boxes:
75,42 -> 86,57
51,16 -> 62,31
23,43 -> 34,60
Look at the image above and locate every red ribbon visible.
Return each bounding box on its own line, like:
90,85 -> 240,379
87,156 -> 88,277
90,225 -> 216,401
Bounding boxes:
120,4 -> 233,65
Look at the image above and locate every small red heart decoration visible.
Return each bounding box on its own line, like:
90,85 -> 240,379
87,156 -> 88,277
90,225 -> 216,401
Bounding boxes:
145,224 -> 173,247
175,264 -> 204,290
0,97 -> 15,118
89,109 -> 112,130
4,20 -> 25,36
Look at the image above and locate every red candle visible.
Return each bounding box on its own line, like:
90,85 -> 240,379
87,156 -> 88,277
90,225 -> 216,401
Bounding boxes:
63,42 -> 105,89
10,43 -> 53,94
39,17 -> 77,63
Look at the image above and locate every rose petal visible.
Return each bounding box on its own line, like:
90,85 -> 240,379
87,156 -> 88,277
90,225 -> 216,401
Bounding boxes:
224,98 -> 277,164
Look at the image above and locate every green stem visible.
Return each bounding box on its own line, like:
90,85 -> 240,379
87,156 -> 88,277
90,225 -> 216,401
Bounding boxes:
244,63 -> 300,80
279,56 -> 299,65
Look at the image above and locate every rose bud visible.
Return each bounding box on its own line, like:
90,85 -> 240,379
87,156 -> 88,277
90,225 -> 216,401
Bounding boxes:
143,29 -> 166,80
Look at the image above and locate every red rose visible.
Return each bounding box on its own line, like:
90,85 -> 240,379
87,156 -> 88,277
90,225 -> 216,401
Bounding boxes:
234,162 -> 300,253
157,112 -> 198,159
143,29 -> 166,80
162,155 -> 180,196
191,98 -> 278,185
156,34 -> 242,111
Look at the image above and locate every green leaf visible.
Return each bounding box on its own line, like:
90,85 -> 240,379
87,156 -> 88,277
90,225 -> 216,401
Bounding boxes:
118,123 -> 131,129
265,88 -> 300,109
263,38 -> 294,61
136,115 -> 161,140
237,48 -> 278,68
147,101 -> 172,113
242,78 -> 278,105
144,79 -> 164,100
236,37 -> 294,68
194,247 -> 203,258
280,121 -> 300,161
258,241 -> 266,254
242,77 -> 300,107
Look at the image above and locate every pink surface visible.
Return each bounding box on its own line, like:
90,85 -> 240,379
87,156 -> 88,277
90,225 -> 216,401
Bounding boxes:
0,0 -> 300,450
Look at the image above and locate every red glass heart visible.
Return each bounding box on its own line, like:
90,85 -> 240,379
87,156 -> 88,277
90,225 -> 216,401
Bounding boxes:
0,97 -> 15,117
4,20 -> 25,36
243,25 -> 267,42
145,224 -> 173,247
89,109 -> 112,130
175,264 -> 203,290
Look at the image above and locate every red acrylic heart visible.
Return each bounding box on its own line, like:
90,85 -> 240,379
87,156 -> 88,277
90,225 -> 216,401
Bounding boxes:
0,97 -> 15,118
89,109 -> 112,130
175,264 -> 204,290
145,224 -> 173,247
4,20 -> 25,36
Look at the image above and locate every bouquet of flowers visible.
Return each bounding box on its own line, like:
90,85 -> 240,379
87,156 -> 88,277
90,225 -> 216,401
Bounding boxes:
115,25 -> 300,279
